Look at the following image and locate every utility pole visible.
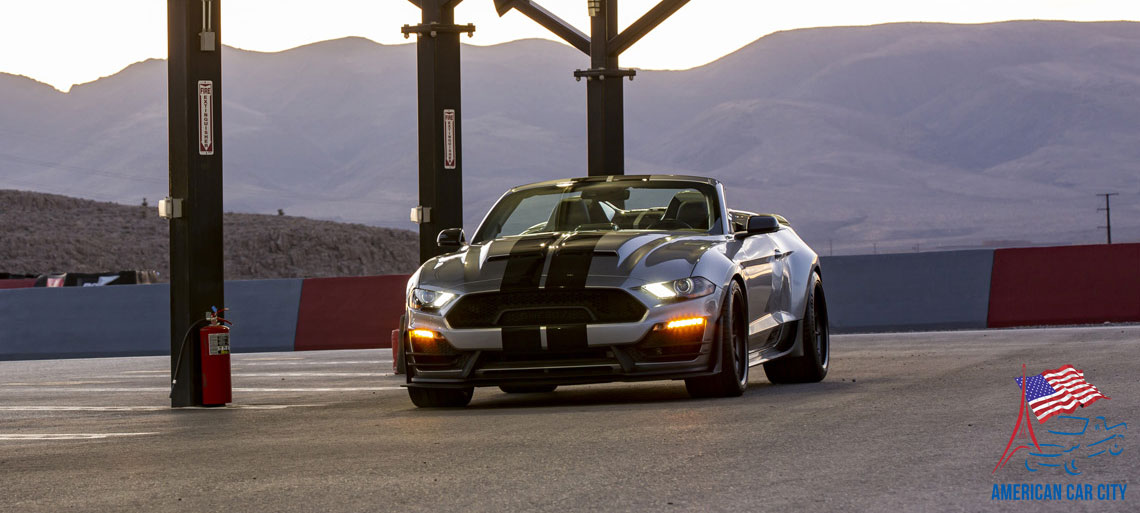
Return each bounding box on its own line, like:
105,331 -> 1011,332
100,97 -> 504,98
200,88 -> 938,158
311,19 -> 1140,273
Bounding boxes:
404,0 -> 473,263
1097,193 -> 1118,244
495,0 -> 690,176
167,0 -> 224,407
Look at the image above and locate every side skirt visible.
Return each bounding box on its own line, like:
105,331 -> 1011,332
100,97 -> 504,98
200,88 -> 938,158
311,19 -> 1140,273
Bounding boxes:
747,320 -> 803,366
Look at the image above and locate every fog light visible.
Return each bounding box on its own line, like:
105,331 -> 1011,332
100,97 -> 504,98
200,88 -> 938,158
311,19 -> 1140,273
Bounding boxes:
409,328 -> 450,354
665,317 -> 705,330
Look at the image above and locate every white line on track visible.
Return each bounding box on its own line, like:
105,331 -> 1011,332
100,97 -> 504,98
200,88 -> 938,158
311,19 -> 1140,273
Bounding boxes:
4,381 -> 121,386
0,432 -> 158,440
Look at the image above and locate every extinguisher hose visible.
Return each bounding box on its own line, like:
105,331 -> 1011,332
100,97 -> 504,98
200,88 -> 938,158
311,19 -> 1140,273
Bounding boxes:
169,319 -> 209,399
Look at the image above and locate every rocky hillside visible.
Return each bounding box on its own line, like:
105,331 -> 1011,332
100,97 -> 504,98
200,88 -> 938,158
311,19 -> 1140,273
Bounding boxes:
2,21 -> 1139,253
0,189 -> 418,280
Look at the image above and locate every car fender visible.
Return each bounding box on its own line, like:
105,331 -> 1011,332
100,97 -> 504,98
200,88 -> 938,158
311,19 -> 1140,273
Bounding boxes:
690,240 -> 744,312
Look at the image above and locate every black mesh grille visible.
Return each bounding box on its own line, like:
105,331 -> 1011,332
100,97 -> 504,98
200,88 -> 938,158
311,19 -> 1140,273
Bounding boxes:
446,289 -> 647,328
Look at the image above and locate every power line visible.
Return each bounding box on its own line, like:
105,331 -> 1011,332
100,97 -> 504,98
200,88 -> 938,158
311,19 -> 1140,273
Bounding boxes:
1097,193 -> 1119,244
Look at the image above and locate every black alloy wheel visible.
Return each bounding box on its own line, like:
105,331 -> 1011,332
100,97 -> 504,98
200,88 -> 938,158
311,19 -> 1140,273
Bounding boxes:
685,280 -> 748,398
763,273 -> 829,384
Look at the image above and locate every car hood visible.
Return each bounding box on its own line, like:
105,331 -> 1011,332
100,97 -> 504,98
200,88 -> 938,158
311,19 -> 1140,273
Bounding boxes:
416,231 -> 725,292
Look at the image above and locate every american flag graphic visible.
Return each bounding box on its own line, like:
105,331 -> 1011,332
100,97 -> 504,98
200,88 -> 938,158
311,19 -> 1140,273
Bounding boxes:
1015,365 -> 1109,423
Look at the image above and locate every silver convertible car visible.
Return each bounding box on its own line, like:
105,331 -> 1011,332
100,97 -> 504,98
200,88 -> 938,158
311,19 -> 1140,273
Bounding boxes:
401,175 -> 829,407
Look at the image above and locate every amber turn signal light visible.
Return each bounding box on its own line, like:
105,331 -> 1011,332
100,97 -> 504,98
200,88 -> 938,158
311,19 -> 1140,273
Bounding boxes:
664,317 -> 705,330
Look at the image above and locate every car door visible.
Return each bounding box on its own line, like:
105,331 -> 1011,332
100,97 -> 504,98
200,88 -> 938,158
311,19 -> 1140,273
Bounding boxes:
736,233 -> 780,350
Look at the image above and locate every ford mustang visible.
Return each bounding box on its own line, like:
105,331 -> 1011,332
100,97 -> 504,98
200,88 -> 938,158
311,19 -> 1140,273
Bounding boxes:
401,175 -> 829,407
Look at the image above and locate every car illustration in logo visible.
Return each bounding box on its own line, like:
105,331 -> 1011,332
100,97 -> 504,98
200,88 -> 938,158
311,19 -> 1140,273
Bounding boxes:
401,175 -> 829,407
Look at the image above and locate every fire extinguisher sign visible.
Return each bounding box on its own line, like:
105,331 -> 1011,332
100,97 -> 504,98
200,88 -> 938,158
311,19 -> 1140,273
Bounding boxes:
208,332 -> 230,355
198,80 -> 214,155
443,109 -> 456,169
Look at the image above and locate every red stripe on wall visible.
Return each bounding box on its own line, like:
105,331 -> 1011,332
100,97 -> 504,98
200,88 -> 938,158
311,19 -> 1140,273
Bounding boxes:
294,275 -> 410,351
988,243 -> 1140,328
0,279 -> 36,290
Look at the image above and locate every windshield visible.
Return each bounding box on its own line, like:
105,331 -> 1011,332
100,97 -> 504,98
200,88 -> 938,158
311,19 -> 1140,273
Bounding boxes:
472,180 -> 721,243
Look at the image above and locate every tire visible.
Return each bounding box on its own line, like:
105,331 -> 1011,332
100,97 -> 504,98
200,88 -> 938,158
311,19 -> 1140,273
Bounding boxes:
395,315 -> 407,375
499,385 -> 558,394
763,273 -> 829,384
407,386 -> 474,408
685,281 -> 748,398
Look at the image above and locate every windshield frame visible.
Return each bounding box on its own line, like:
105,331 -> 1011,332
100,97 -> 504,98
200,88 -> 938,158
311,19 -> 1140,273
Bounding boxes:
471,179 -> 726,244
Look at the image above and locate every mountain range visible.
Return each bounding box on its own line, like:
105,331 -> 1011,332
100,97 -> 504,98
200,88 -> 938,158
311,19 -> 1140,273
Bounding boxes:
2,20 -> 1139,254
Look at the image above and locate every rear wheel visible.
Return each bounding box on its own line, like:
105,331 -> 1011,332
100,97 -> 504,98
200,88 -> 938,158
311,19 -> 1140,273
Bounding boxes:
408,386 -> 474,408
764,273 -> 829,384
499,385 -> 558,394
685,281 -> 748,398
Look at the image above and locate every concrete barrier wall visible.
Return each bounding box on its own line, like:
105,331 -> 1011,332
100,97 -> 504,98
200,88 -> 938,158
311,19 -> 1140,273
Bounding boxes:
294,275 -> 411,351
0,283 -> 171,359
988,243 -> 1140,328
224,279 -> 303,353
6,245 -> 1140,360
820,250 -> 996,333
0,279 -> 303,360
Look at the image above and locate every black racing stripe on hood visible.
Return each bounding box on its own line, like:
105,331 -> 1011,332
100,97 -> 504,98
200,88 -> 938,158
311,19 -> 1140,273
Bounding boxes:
464,239 -> 516,281
502,327 -> 542,353
499,234 -> 559,291
618,235 -> 674,274
544,233 -> 606,289
547,325 -> 588,352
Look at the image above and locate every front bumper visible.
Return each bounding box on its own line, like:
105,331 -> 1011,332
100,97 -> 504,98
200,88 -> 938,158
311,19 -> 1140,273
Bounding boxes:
405,289 -> 724,388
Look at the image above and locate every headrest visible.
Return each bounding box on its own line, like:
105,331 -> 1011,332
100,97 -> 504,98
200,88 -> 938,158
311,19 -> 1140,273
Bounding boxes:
550,197 -> 606,231
676,200 -> 709,229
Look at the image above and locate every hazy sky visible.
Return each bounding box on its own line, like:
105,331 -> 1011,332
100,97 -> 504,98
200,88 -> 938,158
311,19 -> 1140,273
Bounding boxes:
4,0 -> 1139,92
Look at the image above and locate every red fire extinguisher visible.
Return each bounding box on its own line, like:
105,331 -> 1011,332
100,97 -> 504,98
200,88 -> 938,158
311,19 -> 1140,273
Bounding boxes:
199,307 -> 232,406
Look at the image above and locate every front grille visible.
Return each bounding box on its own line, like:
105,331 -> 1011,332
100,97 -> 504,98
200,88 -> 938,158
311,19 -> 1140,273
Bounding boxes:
446,288 -> 647,328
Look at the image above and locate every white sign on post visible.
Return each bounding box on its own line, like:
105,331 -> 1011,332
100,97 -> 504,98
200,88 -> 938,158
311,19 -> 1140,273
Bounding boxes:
198,80 -> 214,155
443,109 -> 456,169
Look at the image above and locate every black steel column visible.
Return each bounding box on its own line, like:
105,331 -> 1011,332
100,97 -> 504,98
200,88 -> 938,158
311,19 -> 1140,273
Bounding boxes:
498,0 -> 689,178
405,0 -> 472,263
168,0 -> 224,407
587,0 -> 624,176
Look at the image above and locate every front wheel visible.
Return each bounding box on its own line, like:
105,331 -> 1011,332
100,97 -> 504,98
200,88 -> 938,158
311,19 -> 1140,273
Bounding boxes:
685,281 -> 748,398
763,273 -> 829,384
408,386 -> 474,408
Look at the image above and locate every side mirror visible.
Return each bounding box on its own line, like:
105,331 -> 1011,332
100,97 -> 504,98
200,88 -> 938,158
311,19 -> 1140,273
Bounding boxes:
436,228 -> 467,248
743,215 -> 780,236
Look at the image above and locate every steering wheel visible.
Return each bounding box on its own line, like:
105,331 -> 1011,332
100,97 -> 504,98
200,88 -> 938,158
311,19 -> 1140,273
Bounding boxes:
519,222 -> 549,235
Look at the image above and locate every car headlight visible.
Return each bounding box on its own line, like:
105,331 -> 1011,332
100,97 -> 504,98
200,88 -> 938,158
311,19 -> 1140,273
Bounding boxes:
641,277 -> 716,300
409,288 -> 457,311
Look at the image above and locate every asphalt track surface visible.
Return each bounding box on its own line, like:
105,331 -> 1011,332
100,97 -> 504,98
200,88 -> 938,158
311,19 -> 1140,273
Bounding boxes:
1,326 -> 1135,512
